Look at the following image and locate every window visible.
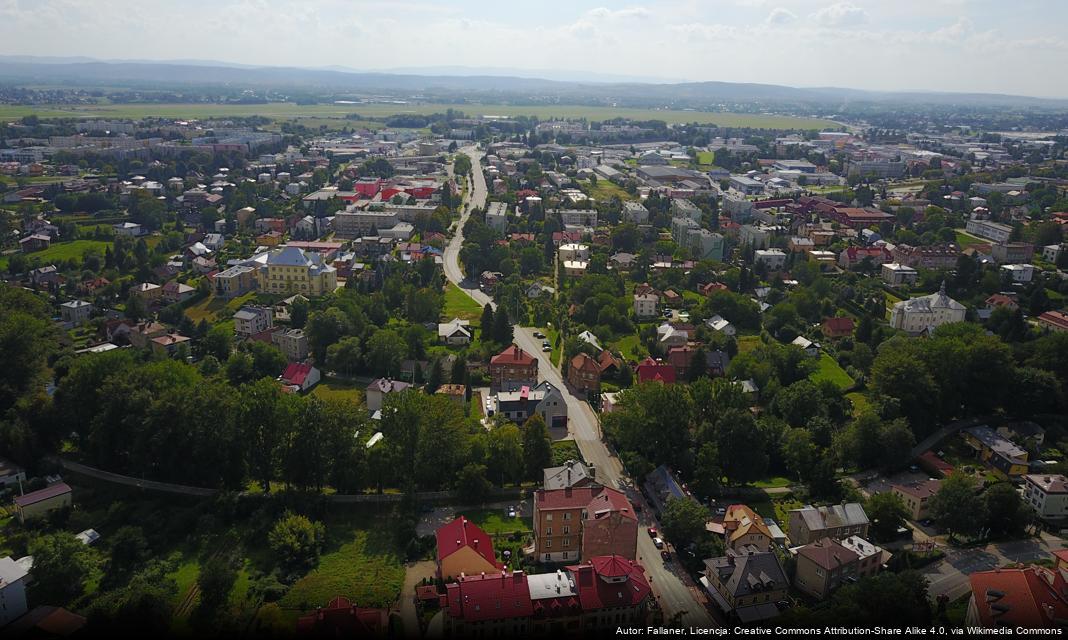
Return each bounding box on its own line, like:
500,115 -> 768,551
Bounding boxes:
563,512 -> 571,521
545,538 -> 551,548
562,526 -> 570,535
563,551 -> 569,559
562,538 -> 570,546
546,527 -> 552,535
546,514 -> 553,522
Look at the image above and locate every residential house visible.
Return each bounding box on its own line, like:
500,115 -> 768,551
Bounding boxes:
793,536 -> 889,600
150,333 -> 191,357
533,486 -> 638,563
838,246 -> 892,270
889,282 -> 966,334
14,483 -> 72,523
788,503 -> 870,546
635,357 -> 676,384
881,263 -> 918,286
126,321 -> 168,349
1023,474 -> 1068,521
706,314 -> 736,336
0,556 -> 29,627
365,378 -> 412,412
202,233 -> 225,251
280,362 -> 320,393
59,300 -> 92,326
965,566 -> 1068,628
656,322 -> 689,348
295,597 -> 387,637
489,345 -> 539,391
233,305 -> 273,337
260,246 -> 337,297
791,336 -> 820,357
891,479 -> 942,521
892,244 -> 960,270
702,552 -> 787,623
435,384 -> 466,405
438,318 -> 473,346
633,292 -> 659,318
544,460 -> 597,491
820,317 -> 854,339
494,381 -> 567,429
567,352 -> 602,394
161,280 -> 196,304
213,265 -> 258,299
442,570 -> 533,638
19,234 -> 51,253
131,282 -> 163,303
1038,310 -> 1068,333
963,425 -> 1029,476
722,504 -> 774,554
435,516 -> 502,580
271,328 -> 309,362
990,241 -> 1034,265
754,249 -> 787,270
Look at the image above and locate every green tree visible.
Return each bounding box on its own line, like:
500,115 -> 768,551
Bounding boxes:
522,413 -> 553,480
327,336 -> 363,376
268,512 -> 326,571
289,296 -> 309,329
201,324 -> 233,361
661,497 -> 710,550
480,303 -> 495,343
984,482 -> 1022,536
246,341 -> 287,380
929,473 -> 986,539
28,533 -> 97,604
456,463 -> 491,504
366,329 -> 407,377
196,553 -> 239,621
781,427 -> 817,481
306,308 -> 353,362
107,525 -> 149,578
866,492 -> 908,542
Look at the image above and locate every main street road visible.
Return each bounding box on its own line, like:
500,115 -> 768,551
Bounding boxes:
441,147 -> 713,627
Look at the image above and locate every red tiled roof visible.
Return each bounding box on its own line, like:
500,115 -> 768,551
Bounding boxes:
566,556 -> 650,611
1039,311 -> 1068,331
295,596 -> 388,636
570,352 -> 601,374
435,516 -> 502,569
892,479 -> 942,500
445,571 -> 533,622
968,567 -> 1068,627
918,451 -> 955,476
491,345 -> 536,366
796,538 -> 859,571
821,317 -> 855,335
282,362 -> 314,386
535,486 -> 635,521
14,483 -> 71,507
636,357 -> 676,384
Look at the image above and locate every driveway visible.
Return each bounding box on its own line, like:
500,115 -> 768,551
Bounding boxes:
416,499 -> 531,538
399,560 -> 436,638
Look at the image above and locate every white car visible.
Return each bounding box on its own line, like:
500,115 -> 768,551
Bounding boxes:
653,537 -> 665,549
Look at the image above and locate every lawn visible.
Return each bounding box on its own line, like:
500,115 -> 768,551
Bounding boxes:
311,378 -> 364,405
0,102 -> 839,130
0,239 -> 110,270
184,291 -> 257,323
737,335 -> 762,355
611,333 -> 645,361
846,391 -> 874,416
279,529 -> 404,612
696,151 -> 715,165
581,179 -> 636,202
810,352 -> 854,391
465,508 -> 532,536
954,229 -> 990,248
443,282 -> 483,323
753,476 -> 793,489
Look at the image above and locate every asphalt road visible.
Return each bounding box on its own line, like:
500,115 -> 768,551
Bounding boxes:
922,536 -> 1061,602
440,147 -> 713,627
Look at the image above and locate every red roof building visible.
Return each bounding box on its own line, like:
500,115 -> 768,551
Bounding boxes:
838,246 -> 893,269
828,207 -> 895,229
821,317 -> 855,339
635,357 -> 676,384
567,556 -> 651,619
918,450 -> 955,478
281,362 -> 319,391
295,596 -> 388,637
567,352 -> 602,394
444,570 -> 534,636
985,294 -> 1019,310
966,567 -> 1068,628
435,516 -> 503,579
1038,311 -> 1068,333
489,345 -> 539,391
533,486 -> 638,563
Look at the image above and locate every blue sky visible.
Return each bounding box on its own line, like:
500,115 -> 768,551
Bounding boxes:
1,0 -> 1064,97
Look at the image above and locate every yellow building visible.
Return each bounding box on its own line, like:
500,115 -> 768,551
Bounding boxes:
258,246 -> 337,297
435,516 -> 502,580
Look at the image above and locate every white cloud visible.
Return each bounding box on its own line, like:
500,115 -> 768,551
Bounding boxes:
811,2 -> 868,27
586,6 -> 651,20
766,7 -> 797,25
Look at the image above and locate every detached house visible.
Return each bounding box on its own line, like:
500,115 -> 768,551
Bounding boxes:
567,352 -> 603,394
437,318 -> 472,346
722,504 -> 774,553
533,486 -> 638,563
280,362 -> 320,392
365,378 -> 412,412
489,345 -> 538,391
702,552 -> 787,623
792,536 -> 889,600
788,503 -> 870,545
435,516 -> 502,580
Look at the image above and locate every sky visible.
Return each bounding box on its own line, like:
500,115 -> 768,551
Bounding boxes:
1,0 -> 1065,97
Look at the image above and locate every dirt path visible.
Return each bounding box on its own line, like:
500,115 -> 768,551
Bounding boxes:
399,560 -> 436,638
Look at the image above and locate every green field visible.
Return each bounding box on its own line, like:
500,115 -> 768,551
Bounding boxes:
279,530 -> 403,612
810,352 -> 855,391
0,102 -> 840,130
846,391 -> 874,416
551,439 -> 582,466
184,291 -> 257,323
581,179 -> 636,202
1,239 -> 110,270
311,378 -> 364,405
443,282 -> 483,323
954,229 -> 990,248
696,151 -> 715,165
465,508 -> 532,536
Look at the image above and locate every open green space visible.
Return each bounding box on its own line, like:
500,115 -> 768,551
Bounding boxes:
0,239 -> 110,270
610,333 -> 645,361
810,352 -> 854,391
464,508 -> 532,536
737,335 -> 762,354
580,179 -> 636,202
310,377 -> 364,405
551,439 -> 583,466
752,476 -> 792,489
954,229 -> 990,248
696,151 -> 715,165
279,529 -> 403,612
443,282 -> 483,323
846,391 -> 874,416
0,102 -> 840,130
184,291 -> 257,323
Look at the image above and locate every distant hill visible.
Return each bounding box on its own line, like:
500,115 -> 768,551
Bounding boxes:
1,55 -> 1065,109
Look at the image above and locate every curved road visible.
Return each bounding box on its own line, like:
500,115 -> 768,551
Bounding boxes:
442,147 -> 714,628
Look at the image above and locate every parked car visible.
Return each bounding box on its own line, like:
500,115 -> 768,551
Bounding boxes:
653,537 -> 664,549
533,331 -> 545,339
660,550 -> 671,561
507,506 -> 516,518
647,527 -> 657,538
542,345 -> 552,352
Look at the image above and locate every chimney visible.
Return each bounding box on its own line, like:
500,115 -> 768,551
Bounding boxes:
589,465 -> 596,479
